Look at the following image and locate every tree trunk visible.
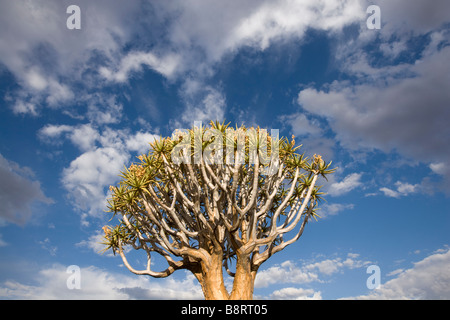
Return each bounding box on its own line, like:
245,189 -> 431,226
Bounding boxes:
196,252 -> 230,300
229,254 -> 257,300
190,251 -> 257,300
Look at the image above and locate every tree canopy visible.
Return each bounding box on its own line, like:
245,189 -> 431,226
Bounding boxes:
102,121 -> 335,299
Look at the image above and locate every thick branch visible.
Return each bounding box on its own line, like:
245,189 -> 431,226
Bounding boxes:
118,240 -> 184,278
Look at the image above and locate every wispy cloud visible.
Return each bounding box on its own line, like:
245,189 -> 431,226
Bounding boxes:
37,238 -> 57,256
320,203 -> 355,218
99,51 -> 180,82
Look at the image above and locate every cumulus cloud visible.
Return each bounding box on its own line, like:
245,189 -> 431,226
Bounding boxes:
39,123 -> 99,152
298,27 -> 450,190
0,0 -> 142,115
255,252 -> 370,289
39,123 -> 158,224
269,287 -> 322,300
62,147 -> 129,224
157,0 -> 367,121
3,248 -> 449,300
279,113 -> 322,137
159,0 -> 364,65
380,181 -> 420,198
61,128 -> 159,224
3,0 -> 365,116
304,253 -> 370,275
255,260 -> 319,288
125,131 -> 159,153
0,264 -> 203,300
348,248 -> 450,300
297,46 -> 450,159
327,173 -> 363,197
0,154 -> 53,226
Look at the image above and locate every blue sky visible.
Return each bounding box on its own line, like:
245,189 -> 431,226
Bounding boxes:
0,0 -> 449,300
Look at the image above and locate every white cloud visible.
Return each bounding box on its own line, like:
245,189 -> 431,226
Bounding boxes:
38,124 -> 73,140
38,122 -> 158,224
62,147 -> 129,223
296,2 -> 450,176
270,287 -> 322,300
234,0 -> 364,49
85,95 -> 124,125
0,264 -> 203,300
396,181 -> 418,195
279,113 -> 322,137
175,86 -> 227,127
379,187 -> 401,199
348,248 -> 450,300
327,173 -> 363,197
296,3 -> 450,189
49,125 -> 159,224
299,47 -> 450,189
163,0 -> 364,65
255,260 -> 318,288
12,100 -> 38,116
304,253 -> 369,276
430,162 -> 447,176
0,154 -> 53,226
25,69 -> 48,91
3,0 -> 449,125
255,253 -> 370,289
154,0 -> 367,118
387,269 -> 404,277
45,80 -> 74,107
380,181 -> 420,198
38,120 -> 160,227
320,203 -> 354,218
76,231 -> 113,256
69,125 -> 101,152
100,51 -> 180,82
125,131 -> 158,154
39,124 -> 99,152
0,0 -> 142,115
379,40 -> 407,59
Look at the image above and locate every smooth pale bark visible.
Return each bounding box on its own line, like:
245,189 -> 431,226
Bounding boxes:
192,252 -> 257,300
229,254 -> 257,300
194,252 -> 230,300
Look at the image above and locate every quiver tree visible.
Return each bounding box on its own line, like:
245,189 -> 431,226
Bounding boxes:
103,121 -> 335,300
